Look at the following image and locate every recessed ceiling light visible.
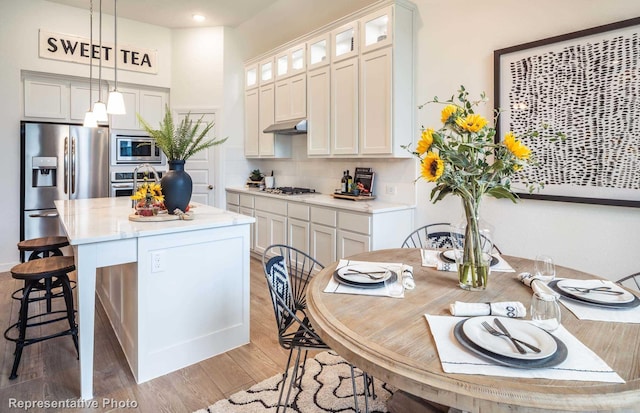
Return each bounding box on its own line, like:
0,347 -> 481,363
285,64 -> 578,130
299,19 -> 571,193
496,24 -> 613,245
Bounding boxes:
193,14 -> 205,22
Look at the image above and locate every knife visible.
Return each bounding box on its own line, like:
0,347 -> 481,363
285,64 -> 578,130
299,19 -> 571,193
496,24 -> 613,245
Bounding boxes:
494,318 -> 527,354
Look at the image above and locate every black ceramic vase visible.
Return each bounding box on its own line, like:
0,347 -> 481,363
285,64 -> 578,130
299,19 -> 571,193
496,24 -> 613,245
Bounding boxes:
161,160 -> 192,214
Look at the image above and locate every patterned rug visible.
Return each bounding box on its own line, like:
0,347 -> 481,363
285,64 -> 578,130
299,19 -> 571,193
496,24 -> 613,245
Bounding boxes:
195,351 -> 394,413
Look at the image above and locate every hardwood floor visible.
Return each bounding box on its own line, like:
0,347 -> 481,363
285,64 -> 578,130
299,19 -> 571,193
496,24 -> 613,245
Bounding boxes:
0,257 -> 295,412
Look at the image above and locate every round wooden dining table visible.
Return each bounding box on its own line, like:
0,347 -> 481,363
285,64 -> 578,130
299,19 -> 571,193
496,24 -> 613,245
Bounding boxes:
306,248 -> 640,412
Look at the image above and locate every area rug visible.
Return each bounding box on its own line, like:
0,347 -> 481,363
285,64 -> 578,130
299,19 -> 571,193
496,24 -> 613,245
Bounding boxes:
195,351 -> 394,413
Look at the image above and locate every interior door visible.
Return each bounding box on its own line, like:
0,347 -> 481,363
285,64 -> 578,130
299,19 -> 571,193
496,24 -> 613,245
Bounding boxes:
175,110 -> 218,206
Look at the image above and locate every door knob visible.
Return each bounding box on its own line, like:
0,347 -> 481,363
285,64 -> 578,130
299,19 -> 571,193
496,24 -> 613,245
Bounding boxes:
208,185 -> 214,190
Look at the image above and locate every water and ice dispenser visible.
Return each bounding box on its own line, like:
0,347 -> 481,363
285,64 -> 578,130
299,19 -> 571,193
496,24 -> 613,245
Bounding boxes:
31,156 -> 57,187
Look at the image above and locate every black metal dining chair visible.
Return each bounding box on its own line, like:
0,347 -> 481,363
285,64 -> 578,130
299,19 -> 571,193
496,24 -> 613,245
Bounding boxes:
616,272 -> 640,291
401,222 -> 502,253
262,244 -> 370,413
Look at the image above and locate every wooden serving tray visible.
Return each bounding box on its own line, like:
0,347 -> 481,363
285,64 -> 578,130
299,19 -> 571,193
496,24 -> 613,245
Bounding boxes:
128,212 -> 193,222
331,193 -> 376,201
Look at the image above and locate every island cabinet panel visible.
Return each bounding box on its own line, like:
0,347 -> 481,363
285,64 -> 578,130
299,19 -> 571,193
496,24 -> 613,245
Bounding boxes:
96,224 -> 251,384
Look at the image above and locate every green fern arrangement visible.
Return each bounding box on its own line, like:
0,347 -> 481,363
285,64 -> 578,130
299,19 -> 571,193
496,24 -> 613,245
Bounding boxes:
137,105 -> 227,161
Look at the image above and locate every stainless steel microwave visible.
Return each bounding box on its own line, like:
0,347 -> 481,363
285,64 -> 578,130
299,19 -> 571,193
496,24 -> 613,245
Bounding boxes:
110,130 -> 166,166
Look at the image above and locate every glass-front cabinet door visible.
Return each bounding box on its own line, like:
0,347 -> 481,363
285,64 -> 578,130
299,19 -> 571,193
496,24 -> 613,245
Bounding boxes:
289,44 -> 306,76
276,53 -> 289,80
331,21 -> 358,63
259,57 -> 275,85
307,33 -> 330,70
245,64 -> 258,90
360,6 -> 393,53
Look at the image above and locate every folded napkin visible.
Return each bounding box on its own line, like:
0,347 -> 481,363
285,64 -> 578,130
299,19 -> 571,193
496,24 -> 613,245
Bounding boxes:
449,301 -> 526,318
421,249 -> 515,272
518,275 -> 640,323
324,259 -> 414,298
425,314 -> 624,383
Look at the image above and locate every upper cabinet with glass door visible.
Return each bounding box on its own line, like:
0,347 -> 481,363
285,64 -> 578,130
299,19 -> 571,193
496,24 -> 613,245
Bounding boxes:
307,33 -> 331,70
259,57 -> 275,85
245,63 -> 259,90
331,20 -> 358,63
276,43 -> 306,80
360,6 -> 393,53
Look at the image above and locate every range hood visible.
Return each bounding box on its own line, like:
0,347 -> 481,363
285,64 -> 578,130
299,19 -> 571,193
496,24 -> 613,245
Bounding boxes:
263,118 -> 307,135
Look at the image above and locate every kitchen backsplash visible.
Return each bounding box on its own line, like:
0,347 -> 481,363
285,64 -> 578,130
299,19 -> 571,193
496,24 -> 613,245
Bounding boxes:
237,137 -> 417,205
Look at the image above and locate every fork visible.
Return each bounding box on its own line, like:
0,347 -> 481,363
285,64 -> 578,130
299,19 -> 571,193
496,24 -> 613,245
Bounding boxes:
481,321 -> 541,353
343,269 -> 388,279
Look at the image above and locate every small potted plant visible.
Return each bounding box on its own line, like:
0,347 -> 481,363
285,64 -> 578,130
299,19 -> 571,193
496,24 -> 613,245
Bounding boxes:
249,169 -> 264,183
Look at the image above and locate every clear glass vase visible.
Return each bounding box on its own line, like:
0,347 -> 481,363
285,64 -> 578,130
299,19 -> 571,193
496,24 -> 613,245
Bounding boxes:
451,197 -> 493,291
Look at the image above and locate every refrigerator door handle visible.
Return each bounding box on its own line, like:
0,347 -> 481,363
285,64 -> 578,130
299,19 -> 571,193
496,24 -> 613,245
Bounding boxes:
71,136 -> 76,194
29,212 -> 59,218
64,136 -> 69,194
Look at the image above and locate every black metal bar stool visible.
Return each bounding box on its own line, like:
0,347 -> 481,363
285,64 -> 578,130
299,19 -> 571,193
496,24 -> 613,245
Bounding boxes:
16,236 -> 72,313
4,256 -> 79,379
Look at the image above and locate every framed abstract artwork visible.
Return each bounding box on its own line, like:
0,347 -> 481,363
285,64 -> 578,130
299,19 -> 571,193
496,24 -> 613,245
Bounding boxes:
494,17 -> 640,208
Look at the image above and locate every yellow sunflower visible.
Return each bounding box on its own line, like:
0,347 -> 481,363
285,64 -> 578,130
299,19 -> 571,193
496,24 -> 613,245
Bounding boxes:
455,114 -> 488,133
504,132 -> 531,160
440,104 -> 459,124
421,152 -> 444,182
417,128 -> 434,154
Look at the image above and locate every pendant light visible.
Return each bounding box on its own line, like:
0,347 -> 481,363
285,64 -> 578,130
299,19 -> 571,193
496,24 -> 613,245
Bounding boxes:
92,0 -> 108,122
107,0 -> 126,114
83,0 -> 97,128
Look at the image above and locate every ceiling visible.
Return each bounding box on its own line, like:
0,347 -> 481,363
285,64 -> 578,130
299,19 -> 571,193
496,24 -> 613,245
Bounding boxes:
45,0 -> 280,29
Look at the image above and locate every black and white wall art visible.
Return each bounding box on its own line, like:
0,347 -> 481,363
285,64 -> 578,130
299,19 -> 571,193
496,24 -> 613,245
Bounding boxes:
494,17 -> 640,207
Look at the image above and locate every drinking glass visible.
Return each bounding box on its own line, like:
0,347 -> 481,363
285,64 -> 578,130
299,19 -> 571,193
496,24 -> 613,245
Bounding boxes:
384,271 -> 404,298
530,292 -> 561,331
534,255 -> 556,282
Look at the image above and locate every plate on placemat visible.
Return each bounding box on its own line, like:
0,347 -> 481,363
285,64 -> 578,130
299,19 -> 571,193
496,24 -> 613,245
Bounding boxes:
440,250 -> 499,267
462,316 -> 557,360
454,320 -> 567,369
549,280 -> 640,309
334,269 -> 396,289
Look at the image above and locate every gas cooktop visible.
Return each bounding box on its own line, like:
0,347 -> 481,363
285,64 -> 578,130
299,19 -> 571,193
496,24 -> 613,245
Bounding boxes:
265,187 -> 316,195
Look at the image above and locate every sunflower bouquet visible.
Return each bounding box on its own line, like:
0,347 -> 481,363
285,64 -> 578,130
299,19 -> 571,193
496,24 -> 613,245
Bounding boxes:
406,85 -> 540,290
131,180 -> 165,216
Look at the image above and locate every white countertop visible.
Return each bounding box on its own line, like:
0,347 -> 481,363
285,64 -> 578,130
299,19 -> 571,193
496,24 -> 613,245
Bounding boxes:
55,197 -> 255,245
226,187 -> 415,214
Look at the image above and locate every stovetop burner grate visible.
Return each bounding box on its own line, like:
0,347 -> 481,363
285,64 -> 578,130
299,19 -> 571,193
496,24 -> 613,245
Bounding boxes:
265,187 -> 316,195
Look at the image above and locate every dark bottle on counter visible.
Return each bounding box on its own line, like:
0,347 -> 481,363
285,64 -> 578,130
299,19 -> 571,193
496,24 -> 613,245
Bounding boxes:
346,170 -> 353,192
341,171 -> 348,193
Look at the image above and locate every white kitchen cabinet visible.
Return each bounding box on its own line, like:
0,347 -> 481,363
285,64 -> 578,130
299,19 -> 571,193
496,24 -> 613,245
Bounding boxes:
276,43 -> 306,81
254,197 -> 288,255
23,76 -> 69,119
310,223 -> 337,266
275,73 -> 306,122
337,230 -> 371,259
360,47 -> 392,155
360,6 -> 393,53
288,218 -> 310,255
307,66 -> 331,156
307,33 -> 331,71
332,20 -> 359,63
70,82 -> 109,122
245,64 -> 258,90
331,57 -> 359,155
226,204 -> 240,213
110,86 -> 169,130
259,57 -> 275,85
240,207 -> 255,252
258,84 -> 275,156
244,88 -> 260,157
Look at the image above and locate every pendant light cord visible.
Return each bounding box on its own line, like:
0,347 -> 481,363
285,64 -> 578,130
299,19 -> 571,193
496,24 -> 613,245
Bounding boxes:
88,0 -> 93,110
114,0 -> 118,89
98,0 -> 103,101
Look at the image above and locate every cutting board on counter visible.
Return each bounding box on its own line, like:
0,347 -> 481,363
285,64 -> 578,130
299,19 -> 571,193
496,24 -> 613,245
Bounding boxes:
331,193 -> 376,201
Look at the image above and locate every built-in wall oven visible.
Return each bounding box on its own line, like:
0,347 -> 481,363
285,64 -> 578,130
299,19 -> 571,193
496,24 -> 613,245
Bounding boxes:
109,129 -> 167,197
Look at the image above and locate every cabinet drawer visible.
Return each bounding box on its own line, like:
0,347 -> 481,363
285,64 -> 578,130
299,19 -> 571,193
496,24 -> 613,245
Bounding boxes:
338,211 -> 371,235
227,192 -> 240,205
288,202 -> 310,221
226,203 -> 239,213
240,194 -> 255,208
255,197 -> 287,215
311,206 -> 337,227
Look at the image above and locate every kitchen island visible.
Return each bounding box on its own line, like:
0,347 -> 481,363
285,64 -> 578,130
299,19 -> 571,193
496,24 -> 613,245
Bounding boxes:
55,197 -> 255,400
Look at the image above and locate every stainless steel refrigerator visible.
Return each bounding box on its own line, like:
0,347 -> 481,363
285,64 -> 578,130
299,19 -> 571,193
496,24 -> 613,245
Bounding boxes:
21,122 -> 109,245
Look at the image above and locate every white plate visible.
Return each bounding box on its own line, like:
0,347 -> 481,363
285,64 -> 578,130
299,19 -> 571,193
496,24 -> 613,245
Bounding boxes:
556,279 -> 635,304
336,264 -> 392,284
462,316 -> 557,360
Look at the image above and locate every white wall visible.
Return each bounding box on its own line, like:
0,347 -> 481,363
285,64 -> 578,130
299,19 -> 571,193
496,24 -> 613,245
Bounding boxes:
0,1 -> 171,270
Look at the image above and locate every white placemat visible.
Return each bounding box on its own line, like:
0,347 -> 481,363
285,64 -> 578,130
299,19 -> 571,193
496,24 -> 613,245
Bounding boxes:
323,259 -> 411,298
425,314 -> 624,383
421,249 -> 515,272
